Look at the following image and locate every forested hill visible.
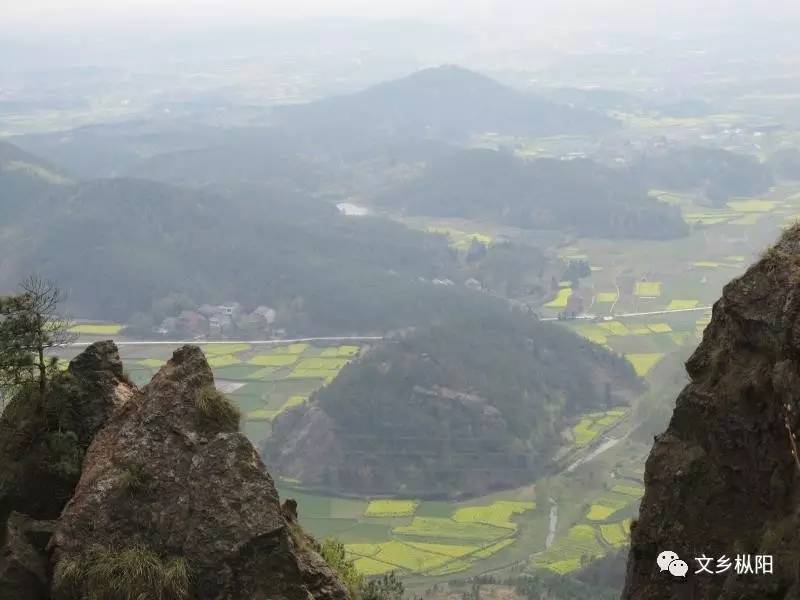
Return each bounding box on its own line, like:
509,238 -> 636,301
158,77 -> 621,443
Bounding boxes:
274,66 -> 618,149
632,146 -> 774,205
0,143 -> 553,334
375,149 -> 690,239
0,140 -> 73,221
0,140 -> 62,166
0,174 -> 445,327
266,313 -> 643,497
7,66 -> 615,182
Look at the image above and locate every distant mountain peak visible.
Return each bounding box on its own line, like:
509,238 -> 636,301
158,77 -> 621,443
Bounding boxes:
396,64 -> 501,83
278,65 -> 618,143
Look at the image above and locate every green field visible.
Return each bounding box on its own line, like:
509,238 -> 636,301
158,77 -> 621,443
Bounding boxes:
727,200 -> 777,213
544,288 -> 572,308
352,556 -> 396,576
666,299 -> 699,310
573,419 -> 598,446
346,538 -> 493,576
600,520 -> 631,547
138,358 -> 165,368
202,343 -> 251,356
634,281 -> 662,297
394,517 -> 510,542
321,345 -> 360,357
626,353 -> 665,376
287,495 -> 543,578
597,321 -> 630,336
451,501 -> 535,530
248,353 -> 299,367
207,354 -> 241,367
571,409 -> 627,447
585,504 -> 617,521
611,484 -> 644,498
571,324 -> 608,344
69,323 -> 123,335
341,499 -> 534,576
533,525 -> 605,574
365,500 -> 419,518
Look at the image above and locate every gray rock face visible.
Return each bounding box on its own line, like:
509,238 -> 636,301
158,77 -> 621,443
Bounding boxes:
0,513 -> 55,600
623,225 -> 800,599
49,345 -> 348,600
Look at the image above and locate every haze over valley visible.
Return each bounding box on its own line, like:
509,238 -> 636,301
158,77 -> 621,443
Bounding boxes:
3,3 -> 800,599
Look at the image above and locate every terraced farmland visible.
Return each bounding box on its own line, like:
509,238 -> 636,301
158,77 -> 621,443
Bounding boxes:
531,463 -> 643,575
533,524 -> 605,574
271,491 -> 538,578
585,495 -> 628,522
570,408 -> 627,447
68,182 -> 800,586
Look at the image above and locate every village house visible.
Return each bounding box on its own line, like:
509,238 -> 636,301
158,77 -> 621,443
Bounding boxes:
178,310 -> 208,336
157,317 -> 179,336
218,302 -> 242,318
209,314 -> 233,335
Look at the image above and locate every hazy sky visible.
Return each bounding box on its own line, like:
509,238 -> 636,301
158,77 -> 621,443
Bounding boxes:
6,0 -> 800,31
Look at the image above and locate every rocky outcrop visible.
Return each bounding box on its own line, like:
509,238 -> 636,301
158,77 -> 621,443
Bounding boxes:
0,341 -> 132,600
49,345 -> 348,600
0,342 -> 347,599
624,225 -> 800,599
0,340 -> 134,523
0,513 -> 55,600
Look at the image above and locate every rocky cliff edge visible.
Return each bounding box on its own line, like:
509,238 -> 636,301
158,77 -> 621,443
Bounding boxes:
0,342 -> 347,600
624,224 -> 800,599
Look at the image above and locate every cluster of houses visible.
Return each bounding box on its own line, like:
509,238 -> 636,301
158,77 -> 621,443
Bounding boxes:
158,302 -> 281,339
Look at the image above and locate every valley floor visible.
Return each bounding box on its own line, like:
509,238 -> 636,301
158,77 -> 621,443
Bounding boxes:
56,180 -> 800,586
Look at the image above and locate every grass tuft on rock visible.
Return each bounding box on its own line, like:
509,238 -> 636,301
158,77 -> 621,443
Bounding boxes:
53,544 -> 190,600
194,386 -> 240,433
118,463 -> 153,497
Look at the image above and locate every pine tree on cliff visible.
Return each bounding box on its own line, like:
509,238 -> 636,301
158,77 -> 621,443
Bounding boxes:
0,275 -> 75,399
